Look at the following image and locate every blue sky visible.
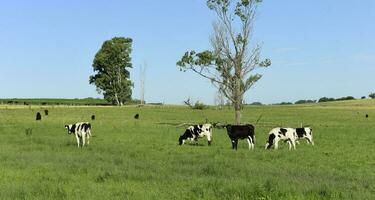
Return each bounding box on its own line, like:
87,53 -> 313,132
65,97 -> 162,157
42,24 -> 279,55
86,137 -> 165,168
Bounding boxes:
0,0 -> 374,104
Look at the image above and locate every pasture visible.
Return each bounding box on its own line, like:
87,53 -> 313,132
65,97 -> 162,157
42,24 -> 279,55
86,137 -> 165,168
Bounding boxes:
0,100 -> 374,199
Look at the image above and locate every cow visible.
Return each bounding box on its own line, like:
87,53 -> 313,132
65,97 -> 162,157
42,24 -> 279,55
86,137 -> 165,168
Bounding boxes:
65,122 -> 92,147
295,127 -> 314,145
36,112 -> 42,121
44,109 -> 49,116
178,124 -> 212,146
91,115 -> 96,120
225,124 -> 255,150
265,128 -> 297,150
134,114 -> 139,119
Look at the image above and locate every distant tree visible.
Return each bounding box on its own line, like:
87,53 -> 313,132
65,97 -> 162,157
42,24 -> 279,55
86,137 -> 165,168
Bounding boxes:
279,102 -> 293,105
318,97 -> 335,103
89,37 -> 133,106
336,96 -> 355,101
250,102 -> 262,106
361,96 -> 366,99
177,0 -> 271,124
295,99 -> 316,104
369,93 -> 375,99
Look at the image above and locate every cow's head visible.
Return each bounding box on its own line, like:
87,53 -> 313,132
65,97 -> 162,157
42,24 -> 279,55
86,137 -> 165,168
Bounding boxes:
65,124 -> 73,134
304,127 -> 314,145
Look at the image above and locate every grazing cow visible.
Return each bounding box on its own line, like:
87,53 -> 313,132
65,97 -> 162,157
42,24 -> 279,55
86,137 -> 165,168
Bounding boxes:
134,113 -> 139,119
366,114 -> 369,118
225,124 -> 255,150
265,128 -> 297,150
178,124 -> 212,146
44,109 -> 49,116
91,115 -> 95,120
65,122 -> 92,147
295,127 -> 314,145
36,112 -> 42,121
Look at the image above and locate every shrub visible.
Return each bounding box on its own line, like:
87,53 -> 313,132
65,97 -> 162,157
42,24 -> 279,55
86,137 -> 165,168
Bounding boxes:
369,93 -> 375,99
250,102 -> 263,106
193,101 -> 207,110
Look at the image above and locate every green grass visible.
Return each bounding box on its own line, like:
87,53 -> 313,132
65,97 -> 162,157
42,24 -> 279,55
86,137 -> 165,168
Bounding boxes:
0,100 -> 375,199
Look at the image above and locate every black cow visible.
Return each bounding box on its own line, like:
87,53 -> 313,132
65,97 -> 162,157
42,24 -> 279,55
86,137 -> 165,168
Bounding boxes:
36,112 -> 42,121
44,109 -> 49,116
225,124 -> 255,150
91,115 -> 96,120
134,114 -> 139,119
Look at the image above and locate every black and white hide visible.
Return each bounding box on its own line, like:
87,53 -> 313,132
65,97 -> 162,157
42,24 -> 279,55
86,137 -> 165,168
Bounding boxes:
225,124 -> 255,150
178,124 -> 212,146
265,128 -> 297,150
295,127 -> 314,145
65,122 -> 92,147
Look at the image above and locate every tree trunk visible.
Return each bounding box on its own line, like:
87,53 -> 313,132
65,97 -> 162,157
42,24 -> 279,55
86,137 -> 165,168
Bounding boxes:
114,93 -> 120,106
234,102 -> 241,125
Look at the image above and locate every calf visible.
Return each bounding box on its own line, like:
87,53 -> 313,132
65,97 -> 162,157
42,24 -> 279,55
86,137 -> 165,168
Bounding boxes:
295,127 -> 314,145
226,124 -> 255,150
178,124 -> 212,146
65,122 -> 92,147
265,128 -> 297,150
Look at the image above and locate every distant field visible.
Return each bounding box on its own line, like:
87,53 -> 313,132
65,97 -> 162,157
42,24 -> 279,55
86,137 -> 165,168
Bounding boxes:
0,98 -> 109,106
0,100 -> 374,199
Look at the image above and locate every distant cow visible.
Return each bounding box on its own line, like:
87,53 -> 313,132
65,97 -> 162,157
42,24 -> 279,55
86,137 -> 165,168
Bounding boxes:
134,114 -> 139,119
65,122 -> 92,147
295,127 -> 314,145
366,114 -> 369,118
225,124 -> 255,150
265,128 -> 297,150
178,124 -> 212,146
91,115 -> 95,120
44,109 -> 49,116
36,112 -> 42,121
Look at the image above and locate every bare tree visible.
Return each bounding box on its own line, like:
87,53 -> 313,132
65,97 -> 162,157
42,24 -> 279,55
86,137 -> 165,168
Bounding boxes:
140,61 -> 147,105
177,0 -> 271,124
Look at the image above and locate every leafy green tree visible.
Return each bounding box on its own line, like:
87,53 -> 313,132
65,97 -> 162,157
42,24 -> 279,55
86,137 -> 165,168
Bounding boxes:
369,93 -> 375,99
177,0 -> 270,124
89,37 -> 133,106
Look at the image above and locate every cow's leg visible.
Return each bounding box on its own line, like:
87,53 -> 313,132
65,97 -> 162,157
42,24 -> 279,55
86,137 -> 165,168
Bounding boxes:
87,130 -> 91,145
231,140 -> 236,150
82,134 -> 86,147
207,134 -> 212,146
287,140 -> 292,150
274,138 -> 279,149
75,135 -> 81,147
295,140 -> 300,145
86,134 -> 90,145
234,140 -> 238,150
291,139 -> 296,150
247,136 -> 253,150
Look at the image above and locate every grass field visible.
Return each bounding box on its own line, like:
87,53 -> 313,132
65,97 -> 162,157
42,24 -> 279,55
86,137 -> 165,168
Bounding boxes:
0,100 -> 374,199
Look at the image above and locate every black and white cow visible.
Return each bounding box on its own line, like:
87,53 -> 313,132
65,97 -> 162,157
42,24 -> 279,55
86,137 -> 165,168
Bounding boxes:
65,122 -> 92,147
226,124 -> 255,150
295,127 -> 314,145
265,128 -> 297,150
178,124 -> 212,146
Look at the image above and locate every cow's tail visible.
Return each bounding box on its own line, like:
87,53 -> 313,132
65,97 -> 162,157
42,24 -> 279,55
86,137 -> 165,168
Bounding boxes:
265,133 -> 276,149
